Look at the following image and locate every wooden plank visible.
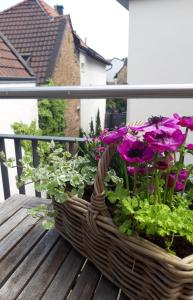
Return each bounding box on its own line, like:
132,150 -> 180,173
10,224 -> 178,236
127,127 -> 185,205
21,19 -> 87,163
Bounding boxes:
119,292 -> 129,300
0,215 -> 38,261
68,261 -> 101,300
0,195 -> 28,225
17,238 -> 71,300
0,222 -> 45,285
41,249 -> 85,300
0,208 -> 28,242
0,229 -> 59,300
93,276 -> 119,300
23,196 -> 51,209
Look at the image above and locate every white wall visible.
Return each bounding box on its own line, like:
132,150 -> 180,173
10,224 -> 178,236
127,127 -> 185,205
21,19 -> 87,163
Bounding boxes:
0,81 -> 38,202
80,52 -> 107,133
127,0 -> 193,122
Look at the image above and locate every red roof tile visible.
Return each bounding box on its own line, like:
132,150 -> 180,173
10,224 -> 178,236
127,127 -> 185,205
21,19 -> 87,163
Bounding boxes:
0,0 -> 66,84
0,32 -> 34,78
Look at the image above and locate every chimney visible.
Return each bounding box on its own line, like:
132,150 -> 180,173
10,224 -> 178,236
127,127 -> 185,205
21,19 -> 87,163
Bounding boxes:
54,5 -> 64,15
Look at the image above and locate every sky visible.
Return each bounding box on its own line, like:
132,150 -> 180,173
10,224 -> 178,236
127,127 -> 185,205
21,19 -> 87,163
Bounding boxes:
0,0 -> 129,60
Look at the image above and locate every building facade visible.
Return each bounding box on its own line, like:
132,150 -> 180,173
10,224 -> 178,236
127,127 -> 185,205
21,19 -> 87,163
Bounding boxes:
117,0 -> 193,126
0,0 -> 109,136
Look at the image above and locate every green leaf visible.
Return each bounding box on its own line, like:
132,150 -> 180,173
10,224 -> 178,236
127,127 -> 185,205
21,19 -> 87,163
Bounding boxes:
42,219 -> 55,230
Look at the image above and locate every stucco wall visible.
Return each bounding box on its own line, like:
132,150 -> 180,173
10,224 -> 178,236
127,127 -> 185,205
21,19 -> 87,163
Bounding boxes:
52,18 -> 80,137
127,0 -> 193,122
80,52 -> 106,133
0,81 -> 38,202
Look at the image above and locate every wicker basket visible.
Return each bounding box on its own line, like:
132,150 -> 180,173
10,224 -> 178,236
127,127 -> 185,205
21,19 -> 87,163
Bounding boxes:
54,143 -> 193,300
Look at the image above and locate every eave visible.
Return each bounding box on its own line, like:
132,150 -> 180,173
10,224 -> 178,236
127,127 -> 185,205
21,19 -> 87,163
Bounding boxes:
117,0 -> 129,10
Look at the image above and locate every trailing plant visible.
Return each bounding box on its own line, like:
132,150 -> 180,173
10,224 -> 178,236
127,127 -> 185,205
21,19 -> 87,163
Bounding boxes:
5,140 -> 121,229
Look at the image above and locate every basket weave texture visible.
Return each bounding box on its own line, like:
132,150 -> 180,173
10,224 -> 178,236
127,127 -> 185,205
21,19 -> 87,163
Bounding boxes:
54,143 -> 193,300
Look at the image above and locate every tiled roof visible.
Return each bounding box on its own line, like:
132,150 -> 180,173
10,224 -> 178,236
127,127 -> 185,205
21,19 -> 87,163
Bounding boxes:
0,32 -> 34,79
74,32 -> 111,66
0,0 -> 66,84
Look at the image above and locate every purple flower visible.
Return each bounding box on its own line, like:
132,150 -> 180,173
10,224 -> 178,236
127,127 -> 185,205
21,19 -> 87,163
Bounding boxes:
167,169 -> 188,191
155,161 -> 169,170
174,113 -> 193,131
99,127 -> 128,144
129,116 -> 179,133
187,144 -> 193,150
118,134 -> 154,163
144,129 -> 185,152
128,166 -> 153,176
179,169 -> 189,181
175,181 -> 186,192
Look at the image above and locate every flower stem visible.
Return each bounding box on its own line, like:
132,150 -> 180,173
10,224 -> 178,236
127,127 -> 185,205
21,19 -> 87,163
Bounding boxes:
134,168 -> 137,195
124,161 -> 129,192
145,166 -> 150,200
164,169 -> 170,203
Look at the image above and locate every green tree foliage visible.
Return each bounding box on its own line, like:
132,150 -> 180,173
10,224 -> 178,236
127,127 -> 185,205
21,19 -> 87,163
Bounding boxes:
95,109 -> 102,136
106,98 -> 126,113
38,80 -> 65,136
11,121 -> 42,154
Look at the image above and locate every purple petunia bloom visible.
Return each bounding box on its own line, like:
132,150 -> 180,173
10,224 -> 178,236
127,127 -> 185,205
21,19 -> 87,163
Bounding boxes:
187,144 -> 193,150
144,129 -> 185,153
129,116 -> 179,133
167,169 -> 188,192
99,127 -> 128,144
118,134 -> 154,163
174,113 -> 193,131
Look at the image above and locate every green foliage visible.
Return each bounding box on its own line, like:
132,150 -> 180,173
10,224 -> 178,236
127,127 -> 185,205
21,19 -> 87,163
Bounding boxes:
81,108 -> 102,138
38,80 -> 65,136
12,121 -> 42,154
95,109 -> 102,136
13,142 -> 121,229
108,186 -> 193,251
106,98 -> 126,113
89,119 -> 94,137
11,120 -> 52,162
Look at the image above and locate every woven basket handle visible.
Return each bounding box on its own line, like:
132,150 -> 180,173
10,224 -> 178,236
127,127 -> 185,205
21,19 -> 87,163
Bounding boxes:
90,122 -> 144,216
90,143 -> 117,216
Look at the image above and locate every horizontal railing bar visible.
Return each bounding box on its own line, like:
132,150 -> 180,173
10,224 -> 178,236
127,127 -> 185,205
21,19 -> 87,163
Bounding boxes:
0,84 -> 193,99
0,134 -> 86,142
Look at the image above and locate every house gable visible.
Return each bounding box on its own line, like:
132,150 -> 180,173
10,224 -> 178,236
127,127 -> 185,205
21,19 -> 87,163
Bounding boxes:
0,0 -> 66,84
0,32 -> 35,80
74,33 -> 111,66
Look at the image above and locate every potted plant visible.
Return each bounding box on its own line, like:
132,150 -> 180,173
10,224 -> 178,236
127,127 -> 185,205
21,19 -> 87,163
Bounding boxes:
10,114 -> 193,299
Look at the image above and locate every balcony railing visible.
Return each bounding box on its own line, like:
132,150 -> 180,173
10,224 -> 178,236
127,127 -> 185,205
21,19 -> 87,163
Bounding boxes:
0,84 -> 193,201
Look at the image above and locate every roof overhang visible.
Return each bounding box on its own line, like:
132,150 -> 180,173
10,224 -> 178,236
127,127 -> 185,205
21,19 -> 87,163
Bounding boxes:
117,0 -> 129,10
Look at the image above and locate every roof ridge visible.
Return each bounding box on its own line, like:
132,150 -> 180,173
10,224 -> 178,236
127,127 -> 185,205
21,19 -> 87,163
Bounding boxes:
0,0 -> 61,19
0,0 -> 28,14
35,0 -> 60,18
0,32 -> 35,77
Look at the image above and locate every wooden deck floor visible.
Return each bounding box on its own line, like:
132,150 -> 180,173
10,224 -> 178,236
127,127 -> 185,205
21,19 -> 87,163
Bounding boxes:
0,195 -> 129,300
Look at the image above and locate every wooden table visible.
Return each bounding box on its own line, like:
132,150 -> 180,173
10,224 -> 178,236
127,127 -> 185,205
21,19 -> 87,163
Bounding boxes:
0,195 -> 128,300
